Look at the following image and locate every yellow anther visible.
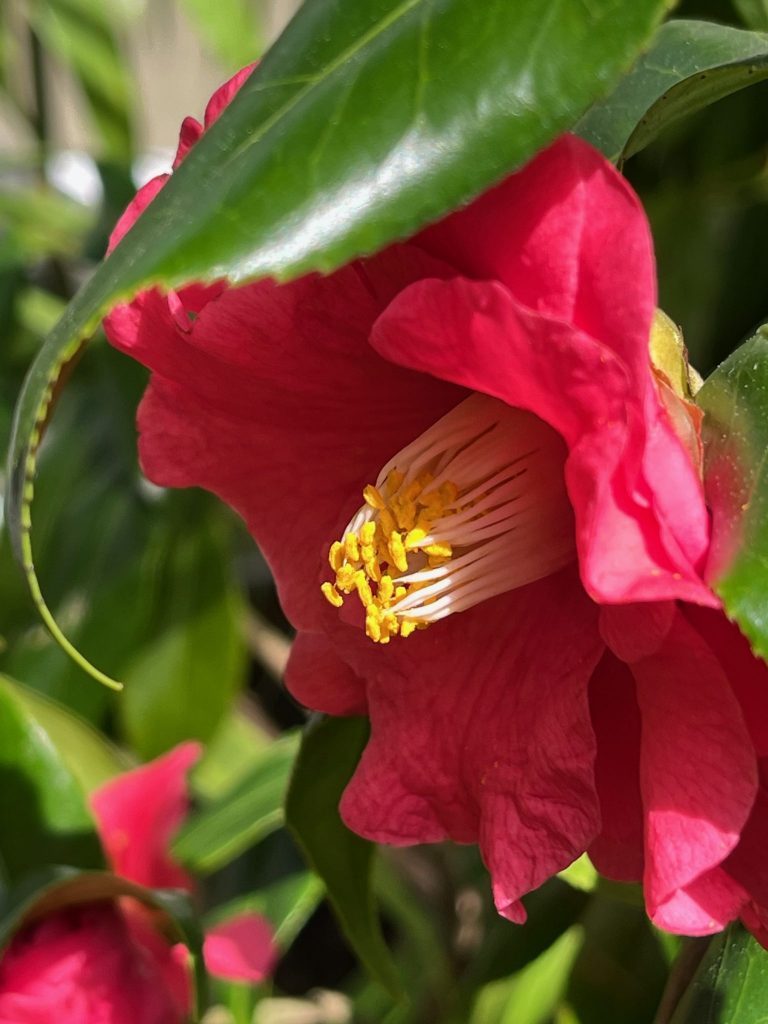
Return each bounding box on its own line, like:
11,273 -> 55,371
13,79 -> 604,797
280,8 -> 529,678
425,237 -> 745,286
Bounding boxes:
344,532 -> 360,563
424,541 -> 452,559
392,497 -> 417,531
404,479 -> 423,502
378,507 -> 397,537
363,551 -> 381,583
323,459 -> 470,644
439,482 -> 459,505
378,576 -> 394,604
352,570 -> 373,608
382,612 -> 399,637
336,564 -> 356,593
365,607 -> 382,642
321,582 -> 344,608
363,484 -> 386,510
388,531 -> 409,573
418,491 -> 443,514
405,526 -> 428,549
385,469 -> 404,495
329,541 -> 345,572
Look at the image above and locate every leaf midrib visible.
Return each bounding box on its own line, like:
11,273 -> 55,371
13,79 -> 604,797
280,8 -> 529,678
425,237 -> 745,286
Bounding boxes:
222,0 -> 425,171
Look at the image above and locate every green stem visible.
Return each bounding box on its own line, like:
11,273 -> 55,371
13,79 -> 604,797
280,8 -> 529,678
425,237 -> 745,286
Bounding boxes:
28,22 -> 48,180
228,984 -> 253,1024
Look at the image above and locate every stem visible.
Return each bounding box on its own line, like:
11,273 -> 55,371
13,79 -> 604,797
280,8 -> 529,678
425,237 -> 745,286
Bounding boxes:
228,984 -> 253,1024
28,21 -> 49,180
653,936 -> 711,1024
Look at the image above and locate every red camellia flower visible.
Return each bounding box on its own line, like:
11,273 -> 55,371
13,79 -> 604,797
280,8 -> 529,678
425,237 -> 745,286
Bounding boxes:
104,68 -> 768,941
91,742 -> 276,982
0,744 -> 275,1023
0,904 -> 189,1024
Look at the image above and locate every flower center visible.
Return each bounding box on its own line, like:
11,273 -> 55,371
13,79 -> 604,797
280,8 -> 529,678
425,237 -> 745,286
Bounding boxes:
321,394 -> 575,643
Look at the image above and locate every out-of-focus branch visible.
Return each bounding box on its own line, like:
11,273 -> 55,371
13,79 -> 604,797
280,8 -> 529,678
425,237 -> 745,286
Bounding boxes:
242,606 -> 291,680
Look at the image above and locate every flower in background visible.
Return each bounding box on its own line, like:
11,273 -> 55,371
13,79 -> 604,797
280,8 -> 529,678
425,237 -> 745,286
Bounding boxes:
92,742 -> 276,983
0,743 -> 275,1023
104,67 -> 768,943
0,903 -> 189,1024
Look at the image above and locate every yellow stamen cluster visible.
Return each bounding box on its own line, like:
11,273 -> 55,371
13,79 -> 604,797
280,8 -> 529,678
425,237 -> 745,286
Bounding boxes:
321,469 -> 460,643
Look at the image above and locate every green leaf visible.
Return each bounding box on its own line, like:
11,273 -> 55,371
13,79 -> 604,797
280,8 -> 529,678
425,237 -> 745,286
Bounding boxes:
567,894 -> 668,1024
178,0 -> 263,70
173,732 -> 300,873
470,927 -> 583,1024
205,871 -> 324,952
0,186 -> 93,263
458,878 -> 588,1008
557,853 -> 599,894
285,716 -> 400,998
734,0 -> 768,32
54,0 -> 674,290
192,704 -> 275,801
670,924 -> 768,1023
577,19 -> 768,163
0,866 -> 206,1014
0,682 -> 104,883
696,326 -> 768,659
0,675 -> 128,793
120,504 -> 247,759
7,0 -> 672,678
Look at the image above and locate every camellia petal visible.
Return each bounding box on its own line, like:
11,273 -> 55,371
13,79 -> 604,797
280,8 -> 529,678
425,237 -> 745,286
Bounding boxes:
91,741 -> 202,891
370,275 -> 714,606
653,867 -> 748,936
203,914 -> 277,983
338,569 -> 603,921
587,652 -> 644,882
601,607 -> 757,929
684,606 -> 768,758
417,135 -> 655,359
128,250 -> 464,630
285,632 -> 367,716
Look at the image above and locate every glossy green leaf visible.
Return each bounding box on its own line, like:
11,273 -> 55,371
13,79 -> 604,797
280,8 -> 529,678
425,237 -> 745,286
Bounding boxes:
470,927 -> 583,1024
173,732 -> 300,873
285,716 -> 400,998
697,326 -> 768,659
7,0 -> 672,678
49,0 -> 674,290
0,675 -> 128,793
0,682 -> 104,882
178,0 -> 263,70
578,19 -> 768,163
0,866 -> 206,1013
557,853 -> 598,894
120,505 -> 247,759
670,924 -> 768,1023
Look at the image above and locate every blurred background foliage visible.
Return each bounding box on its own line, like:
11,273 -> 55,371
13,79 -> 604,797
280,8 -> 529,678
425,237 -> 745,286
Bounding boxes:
0,0 -> 766,1021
